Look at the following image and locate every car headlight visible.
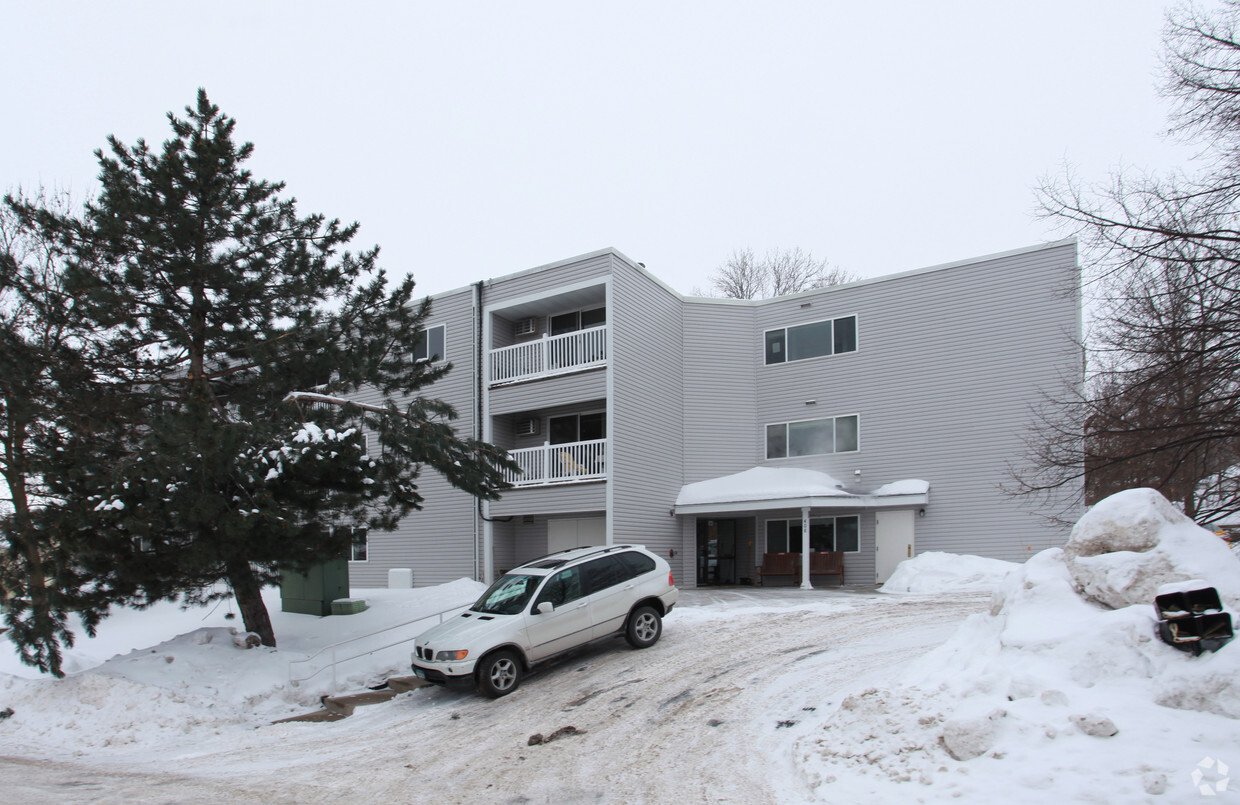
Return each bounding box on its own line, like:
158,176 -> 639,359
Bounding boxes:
435,649 -> 468,662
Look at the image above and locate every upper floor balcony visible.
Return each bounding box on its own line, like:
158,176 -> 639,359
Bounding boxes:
488,325 -> 608,386
501,438 -> 607,487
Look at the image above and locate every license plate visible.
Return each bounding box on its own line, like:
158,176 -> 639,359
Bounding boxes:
414,669 -> 426,679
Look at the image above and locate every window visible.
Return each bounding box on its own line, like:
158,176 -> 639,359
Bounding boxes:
550,307 -> 606,336
348,527 -> 369,562
413,324 -> 445,363
766,414 -> 859,459
534,566 -> 584,609
615,550 -> 656,579
765,516 -> 860,553
765,315 -> 857,364
582,556 -> 626,594
549,411 -> 606,444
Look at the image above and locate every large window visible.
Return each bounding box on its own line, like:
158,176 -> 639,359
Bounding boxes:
765,516 -> 860,553
766,414 -> 859,459
550,307 -> 606,336
765,315 -> 856,364
413,324 -> 445,363
550,411 -> 606,444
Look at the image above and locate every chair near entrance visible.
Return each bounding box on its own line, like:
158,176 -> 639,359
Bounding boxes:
756,551 -> 845,586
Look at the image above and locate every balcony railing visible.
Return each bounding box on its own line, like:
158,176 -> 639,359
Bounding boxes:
503,438 -> 607,487
489,326 -> 608,385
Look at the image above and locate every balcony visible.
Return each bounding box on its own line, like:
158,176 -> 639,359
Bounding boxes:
489,326 -> 608,386
502,438 -> 607,487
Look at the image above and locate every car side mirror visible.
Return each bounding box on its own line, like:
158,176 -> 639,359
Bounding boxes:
536,601 -> 554,615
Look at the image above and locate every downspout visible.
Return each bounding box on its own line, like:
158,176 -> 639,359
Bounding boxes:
474,280 -> 510,585
473,281 -> 481,582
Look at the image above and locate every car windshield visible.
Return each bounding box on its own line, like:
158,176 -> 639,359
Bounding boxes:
472,573 -> 542,615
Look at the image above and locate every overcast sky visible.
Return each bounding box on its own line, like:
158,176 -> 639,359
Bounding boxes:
1,1 -> 1198,298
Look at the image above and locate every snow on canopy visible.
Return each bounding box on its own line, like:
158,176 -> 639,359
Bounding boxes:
674,466 -> 928,507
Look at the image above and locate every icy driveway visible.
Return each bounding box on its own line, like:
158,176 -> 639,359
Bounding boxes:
2,588 -> 988,804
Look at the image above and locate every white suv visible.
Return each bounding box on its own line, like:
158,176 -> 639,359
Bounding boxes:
411,545 -> 678,697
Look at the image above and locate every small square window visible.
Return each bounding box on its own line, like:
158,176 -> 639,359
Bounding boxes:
766,423 -> 788,459
765,520 -> 789,553
833,316 -> 857,354
764,330 -> 786,365
413,324 -> 445,363
835,415 -> 859,453
836,517 -> 860,552
350,527 -> 368,562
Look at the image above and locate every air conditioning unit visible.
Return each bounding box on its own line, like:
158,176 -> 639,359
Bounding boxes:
515,317 -> 538,336
515,417 -> 540,436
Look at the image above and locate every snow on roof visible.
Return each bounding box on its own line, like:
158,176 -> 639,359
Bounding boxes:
675,467 -> 849,507
674,467 -> 929,509
869,479 -> 931,497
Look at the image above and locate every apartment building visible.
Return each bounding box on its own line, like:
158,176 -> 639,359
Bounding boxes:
347,240 -> 1082,589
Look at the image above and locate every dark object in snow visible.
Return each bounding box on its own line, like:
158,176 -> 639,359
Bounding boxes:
1154,587 -> 1234,654
527,726 -> 585,746
0,707 -> 12,721
1155,588 -> 1223,619
706,719 -> 724,727
776,720 -> 798,729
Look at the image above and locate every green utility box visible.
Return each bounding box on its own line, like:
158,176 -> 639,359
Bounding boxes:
280,557 -> 349,616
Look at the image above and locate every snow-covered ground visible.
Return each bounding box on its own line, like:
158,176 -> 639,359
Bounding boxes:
2,488 -> 1239,803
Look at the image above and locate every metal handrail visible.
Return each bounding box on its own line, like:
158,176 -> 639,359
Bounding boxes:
288,602 -> 469,691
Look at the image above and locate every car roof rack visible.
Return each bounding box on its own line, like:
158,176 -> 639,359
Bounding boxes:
517,544 -> 638,570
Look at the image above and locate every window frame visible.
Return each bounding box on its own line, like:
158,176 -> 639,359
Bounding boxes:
764,515 -> 861,554
548,409 -> 607,445
764,314 -> 857,365
347,526 -> 369,563
765,414 -> 860,459
413,323 -> 446,364
550,306 -> 607,336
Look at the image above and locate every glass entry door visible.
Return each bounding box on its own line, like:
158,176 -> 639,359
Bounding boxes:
696,519 -> 737,585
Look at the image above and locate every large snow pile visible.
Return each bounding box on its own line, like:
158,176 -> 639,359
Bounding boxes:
799,488 -> 1240,801
881,551 -> 1017,594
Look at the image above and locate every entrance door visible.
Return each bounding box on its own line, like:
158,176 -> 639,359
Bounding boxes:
875,510 -> 915,584
696,519 -> 737,585
548,517 -> 606,553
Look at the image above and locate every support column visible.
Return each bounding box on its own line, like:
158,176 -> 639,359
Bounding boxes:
800,506 -> 813,590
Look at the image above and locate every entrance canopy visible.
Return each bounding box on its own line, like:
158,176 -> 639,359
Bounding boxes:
673,467 -> 929,515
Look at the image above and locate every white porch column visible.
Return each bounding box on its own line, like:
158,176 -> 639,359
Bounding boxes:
800,506 -> 813,590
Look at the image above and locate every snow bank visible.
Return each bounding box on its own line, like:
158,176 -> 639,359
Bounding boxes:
799,488 -> 1240,802
881,551 -> 1017,594
1063,487 -> 1240,609
0,578 -> 485,755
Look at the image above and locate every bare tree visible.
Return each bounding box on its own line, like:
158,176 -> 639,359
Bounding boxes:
707,247 -> 855,299
1016,0 -> 1240,521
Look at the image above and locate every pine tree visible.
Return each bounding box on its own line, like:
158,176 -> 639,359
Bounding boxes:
15,90 -> 514,648
0,190 -> 117,676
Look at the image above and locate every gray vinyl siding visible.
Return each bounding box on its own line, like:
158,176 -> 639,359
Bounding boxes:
609,257 -> 685,567
481,253 -> 612,308
681,301 -> 759,482
348,286 -> 483,588
489,368 -> 607,417
349,241 -> 1081,590
749,241 -> 1081,563
489,481 -> 606,517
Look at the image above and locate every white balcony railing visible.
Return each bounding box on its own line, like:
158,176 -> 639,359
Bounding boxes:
489,326 -> 608,385
503,439 -> 607,487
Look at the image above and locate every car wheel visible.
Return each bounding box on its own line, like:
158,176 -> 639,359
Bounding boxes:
625,605 -> 662,649
477,650 -> 522,698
